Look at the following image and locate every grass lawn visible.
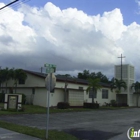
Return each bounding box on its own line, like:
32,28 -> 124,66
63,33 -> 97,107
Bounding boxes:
0,104 -> 94,115
0,103 -> 130,115
0,121 -> 78,140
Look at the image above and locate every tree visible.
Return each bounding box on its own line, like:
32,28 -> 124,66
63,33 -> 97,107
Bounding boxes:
14,69 -> 27,93
78,70 -> 90,79
110,78 -> 127,94
78,70 -> 109,83
131,81 -> 140,107
0,68 -> 14,93
86,78 -> 101,103
95,72 -> 109,83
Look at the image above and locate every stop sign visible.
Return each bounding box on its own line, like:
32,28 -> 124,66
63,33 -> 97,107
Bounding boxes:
45,73 -> 56,91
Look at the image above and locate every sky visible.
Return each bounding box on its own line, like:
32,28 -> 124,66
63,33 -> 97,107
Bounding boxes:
0,0 -> 140,80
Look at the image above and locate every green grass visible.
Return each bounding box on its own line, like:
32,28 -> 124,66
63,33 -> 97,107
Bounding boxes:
0,103 -> 130,115
0,104 -> 94,115
0,121 -> 79,140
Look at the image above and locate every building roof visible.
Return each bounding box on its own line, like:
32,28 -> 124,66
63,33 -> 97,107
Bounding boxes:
23,70 -> 111,87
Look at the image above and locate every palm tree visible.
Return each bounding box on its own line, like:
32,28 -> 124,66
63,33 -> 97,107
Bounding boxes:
0,68 -> 15,93
0,69 -> 6,92
14,69 -> 27,93
110,78 -> 127,94
131,81 -> 140,107
86,78 -> 101,103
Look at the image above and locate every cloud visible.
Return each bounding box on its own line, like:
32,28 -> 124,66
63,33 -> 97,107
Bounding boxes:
0,2 -> 140,80
135,0 -> 140,14
136,0 -> 140,6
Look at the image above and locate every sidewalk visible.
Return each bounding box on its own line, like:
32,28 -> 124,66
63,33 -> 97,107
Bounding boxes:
0,128 -> 41,140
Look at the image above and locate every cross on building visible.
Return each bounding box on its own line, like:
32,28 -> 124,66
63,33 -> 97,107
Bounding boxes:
118,54 -> 125,80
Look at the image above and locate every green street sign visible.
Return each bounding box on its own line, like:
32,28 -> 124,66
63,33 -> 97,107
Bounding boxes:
44,63 -> 56,73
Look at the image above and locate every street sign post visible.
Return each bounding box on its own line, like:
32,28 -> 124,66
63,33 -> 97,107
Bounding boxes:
44,63 -> 56,139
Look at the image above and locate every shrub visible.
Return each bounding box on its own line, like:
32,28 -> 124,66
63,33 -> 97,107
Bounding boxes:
110,100 -> 117,107
83,103 -> 99,109
57,102 -> 70,109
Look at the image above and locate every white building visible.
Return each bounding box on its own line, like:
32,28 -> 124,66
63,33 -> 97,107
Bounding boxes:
1,70 -> 116,107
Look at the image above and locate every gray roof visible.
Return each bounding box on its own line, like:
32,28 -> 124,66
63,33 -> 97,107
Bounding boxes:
23,70 -> 110,87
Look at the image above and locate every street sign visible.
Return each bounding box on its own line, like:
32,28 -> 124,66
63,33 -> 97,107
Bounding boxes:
45,63 -> 56,73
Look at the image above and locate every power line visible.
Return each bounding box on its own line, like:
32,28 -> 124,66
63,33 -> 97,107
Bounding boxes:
0,0 -> 31,14
0,0 -> 19,11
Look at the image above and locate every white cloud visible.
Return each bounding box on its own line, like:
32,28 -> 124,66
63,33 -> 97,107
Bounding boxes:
136,0 -> 140,6
0,2 -> 140,80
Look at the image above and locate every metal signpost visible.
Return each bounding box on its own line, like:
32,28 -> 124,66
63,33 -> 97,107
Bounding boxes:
44,63 -> 56,139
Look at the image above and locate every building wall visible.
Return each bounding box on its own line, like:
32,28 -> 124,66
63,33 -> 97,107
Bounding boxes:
33,88 -> 64,107
56,81 -> 88,90
50,89 -> 64,107
33,88 -> 47,107
4,73 -> 45,88
1,71 -> 117,107
84,87 -> 116,106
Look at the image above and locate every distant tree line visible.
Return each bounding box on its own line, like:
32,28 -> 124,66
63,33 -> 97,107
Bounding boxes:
77,70 -> 111,83
57,69 -> 113,83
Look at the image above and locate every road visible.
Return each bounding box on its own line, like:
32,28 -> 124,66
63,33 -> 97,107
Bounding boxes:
0,108 -> 140,140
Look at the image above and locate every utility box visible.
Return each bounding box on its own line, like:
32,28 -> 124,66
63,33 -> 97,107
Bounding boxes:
4,94 -> 22,110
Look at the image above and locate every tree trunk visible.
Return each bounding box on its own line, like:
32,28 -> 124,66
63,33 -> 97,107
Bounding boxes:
6,82 -> 7,93
92,94 -> 94,103
15,84 -> 17,94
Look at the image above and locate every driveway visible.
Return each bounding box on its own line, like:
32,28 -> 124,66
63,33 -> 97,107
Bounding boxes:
0,108 -> 140,140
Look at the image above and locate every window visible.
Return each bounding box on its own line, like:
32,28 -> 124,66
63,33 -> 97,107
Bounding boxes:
89,89 -> 97,98
102,89 -> 108,99
18,79 -> 25,84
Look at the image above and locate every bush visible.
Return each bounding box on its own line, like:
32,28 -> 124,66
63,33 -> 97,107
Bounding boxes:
83,103 -> 99,109
110,100 -> 117,107
57,102 -> 70,109
0,93 -> 5,103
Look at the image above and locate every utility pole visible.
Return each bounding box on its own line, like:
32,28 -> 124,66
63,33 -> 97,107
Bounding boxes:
0,0 -> 19,11
64,76 -> 68,102
118,54 -> 125,80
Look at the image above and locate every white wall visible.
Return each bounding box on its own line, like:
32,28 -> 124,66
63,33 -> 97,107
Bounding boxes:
84,88 -> 116,106
33,88 -> 47,107
3,73 -> 45,88
33,88 -> 64,107
50,89 -> 64,107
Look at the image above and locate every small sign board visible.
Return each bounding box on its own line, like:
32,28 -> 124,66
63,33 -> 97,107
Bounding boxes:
8,95 -> 18,109
4,94 -> 22,110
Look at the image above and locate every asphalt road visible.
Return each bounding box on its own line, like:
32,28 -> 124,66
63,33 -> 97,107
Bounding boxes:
0,108 -> 140,140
